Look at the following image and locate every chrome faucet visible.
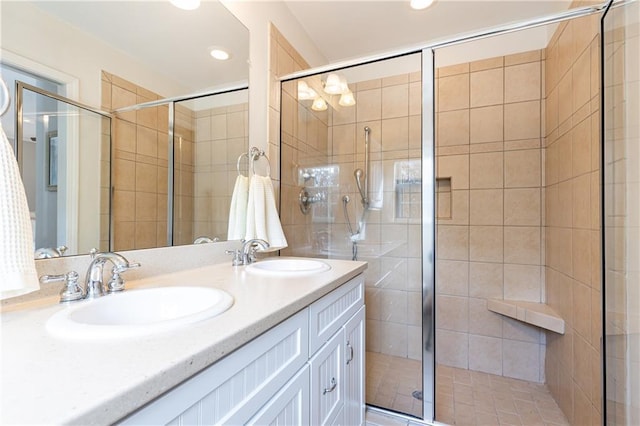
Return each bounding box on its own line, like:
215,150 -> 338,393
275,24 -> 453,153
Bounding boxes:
226,239 -> 270,266
84,252 -> 141,299
34,245 -> 67,259
39,251 -> 140,303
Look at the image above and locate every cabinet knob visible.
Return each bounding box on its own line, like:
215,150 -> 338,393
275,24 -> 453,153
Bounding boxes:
322,377 -> 337,395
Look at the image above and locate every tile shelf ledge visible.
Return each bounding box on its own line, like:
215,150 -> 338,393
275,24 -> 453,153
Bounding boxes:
487,299 -> 565,334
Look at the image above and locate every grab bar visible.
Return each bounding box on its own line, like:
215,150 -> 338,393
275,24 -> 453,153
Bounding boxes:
354,126 -> 370,209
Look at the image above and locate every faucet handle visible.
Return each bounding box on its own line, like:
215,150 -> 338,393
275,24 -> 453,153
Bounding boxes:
41,271 -> 83,303
225,249 -> 244,266
107,262 -> 141,293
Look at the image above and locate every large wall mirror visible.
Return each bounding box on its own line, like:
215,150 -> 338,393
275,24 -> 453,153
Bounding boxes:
0,1 -> 249,257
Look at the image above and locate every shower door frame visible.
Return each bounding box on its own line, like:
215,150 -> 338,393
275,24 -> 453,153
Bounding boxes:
278,2 -> 612,423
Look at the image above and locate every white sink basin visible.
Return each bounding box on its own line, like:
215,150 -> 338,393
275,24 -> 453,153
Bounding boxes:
46,286 -> 233,339
246,258 -> 331,276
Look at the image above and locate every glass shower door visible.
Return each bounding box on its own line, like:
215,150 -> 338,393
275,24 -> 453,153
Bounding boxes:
603,2 -> 640,424
280,52 -> 433,420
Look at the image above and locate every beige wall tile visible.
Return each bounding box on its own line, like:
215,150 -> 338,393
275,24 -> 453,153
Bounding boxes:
356,89 -> 382,122
439,62 -> 470,77
382,117 -> 409,151
437,295 -> 469,332
573,48 -> 592,112
504,101 -> 541,140
504,227 -> 541,265
470,152 -> 503,189
382,84 -> 409,119
558,73 -> 573,127
504,188 -> 541,226
504,264 -> 542,301
469,226 -> 503,262
503,339 -> 540,382
470,105 -> 503,144
135,162 -> 158,193
505,62 -> 541,103
438,154 -> 469,190
136,126 -> 158,158
438,109 -> 470,147
439,73 -> 470,111
572,228 -> 591,285
470,189 -> 503,225
572,117 -> 592,178
468,298 -> 503,338
505,50 -> 541,66
470,68 -> 504,107
436,260 -> 469,296
469,334 -> 503,375
436,330 -> 469,369
438,225 -> 469,261
505,149 -> 541,188
470,56 -> 504,72
469,262 -> 504,299
135,192 -> 157,222
573,173 -> 591,229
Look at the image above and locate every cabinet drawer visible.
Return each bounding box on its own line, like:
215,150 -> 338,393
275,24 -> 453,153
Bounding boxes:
309,329 -> 344,426
246,365 -> 310,425
309,274 -> 364,354
120,309 -> 309,426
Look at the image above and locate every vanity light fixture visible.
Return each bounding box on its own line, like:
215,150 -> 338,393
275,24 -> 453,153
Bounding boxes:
311,97 -> 328,111
339,90 -> 356,107
297,81 -> 318,100
410,0 -> 435,10
210,48 -> 231,61
169,0 -> 200,10
323,73 -> 347,95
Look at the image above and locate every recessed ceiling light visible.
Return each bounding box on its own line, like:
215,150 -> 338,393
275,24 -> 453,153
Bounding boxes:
170,0 -> 200,11
410,0 -> 435,10
210,48 -> 230,61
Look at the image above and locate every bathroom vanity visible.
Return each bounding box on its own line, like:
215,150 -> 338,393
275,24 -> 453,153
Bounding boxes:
0,257 -> 367,425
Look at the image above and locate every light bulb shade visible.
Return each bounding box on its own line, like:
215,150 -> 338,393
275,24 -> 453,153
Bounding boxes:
311,97 -> 328,111
410,0 -> 435,10
339,91 -> 356,107
297,81 -> 318,100
210,48 -> 230,60
323,73 -> 344,95
170,0 -> 200,10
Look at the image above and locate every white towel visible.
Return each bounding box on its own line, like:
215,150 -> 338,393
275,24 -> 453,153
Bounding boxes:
245,175 -> 288,251
227,175 -> 249,240
0,123 -> 39,300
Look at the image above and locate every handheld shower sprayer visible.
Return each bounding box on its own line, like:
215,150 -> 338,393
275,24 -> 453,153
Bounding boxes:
354,126 -> 371,209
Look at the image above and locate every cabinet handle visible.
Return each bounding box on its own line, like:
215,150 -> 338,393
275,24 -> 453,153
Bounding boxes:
322,377 -> 337,395
346,341 -> 354,365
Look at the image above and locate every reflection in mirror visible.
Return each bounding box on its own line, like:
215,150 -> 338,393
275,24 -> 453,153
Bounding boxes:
109,87 -> 248,251
1,0 -> 250,257
16,82 -> 111,257
173,90 -> 249,245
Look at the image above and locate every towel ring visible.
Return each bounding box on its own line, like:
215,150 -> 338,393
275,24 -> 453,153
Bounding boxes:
236,152 -> 250,177
0,78 -> 10,118
250,147 -> 271,177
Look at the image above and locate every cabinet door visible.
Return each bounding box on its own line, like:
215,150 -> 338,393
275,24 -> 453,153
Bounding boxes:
344,305 -> 365,426
247,365 -> 310,426
309,330 -> 344,426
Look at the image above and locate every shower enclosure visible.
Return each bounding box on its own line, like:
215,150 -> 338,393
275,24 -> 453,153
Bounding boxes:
279,1 -> 625,424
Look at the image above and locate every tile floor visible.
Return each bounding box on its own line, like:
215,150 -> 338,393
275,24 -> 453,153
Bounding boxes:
365,352 -> 570,426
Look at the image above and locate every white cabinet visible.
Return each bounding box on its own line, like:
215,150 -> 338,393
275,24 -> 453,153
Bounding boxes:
344,305 -> 365,426
247,365 -> 310,425
309,329 -> 345,425
119,274 -> 365,426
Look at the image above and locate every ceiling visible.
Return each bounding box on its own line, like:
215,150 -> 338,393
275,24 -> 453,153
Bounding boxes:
283,0 -> 573,64
30,1 -> 250,92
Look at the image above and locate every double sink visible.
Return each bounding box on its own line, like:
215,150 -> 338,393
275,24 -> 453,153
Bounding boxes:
46,258 -> 331,339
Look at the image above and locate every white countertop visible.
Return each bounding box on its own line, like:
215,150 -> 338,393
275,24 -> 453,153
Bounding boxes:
0,257 -> 367,425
